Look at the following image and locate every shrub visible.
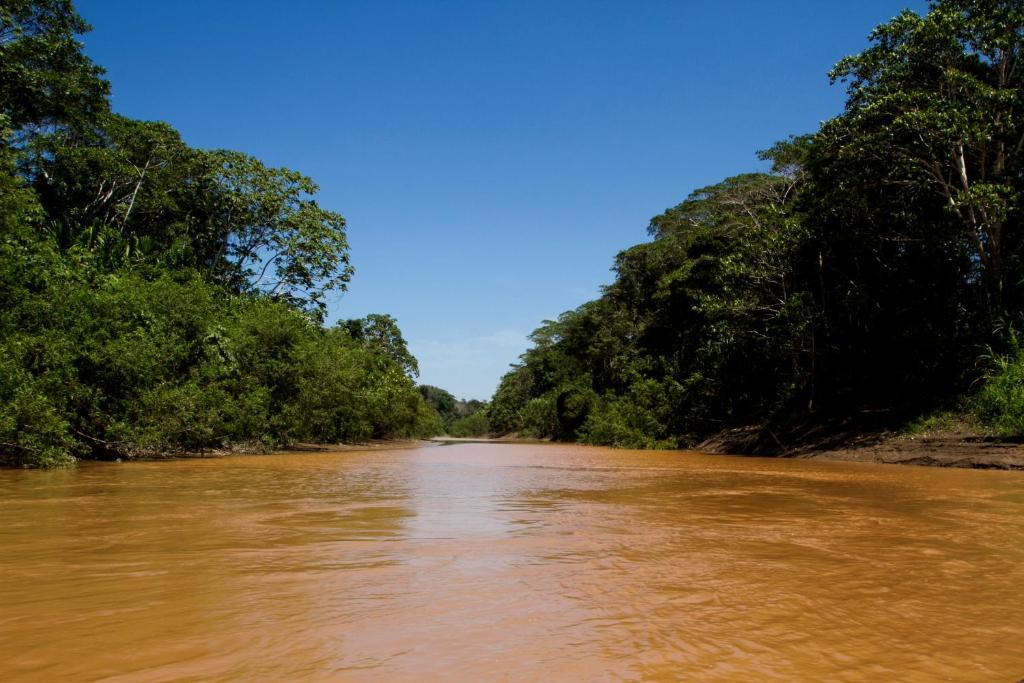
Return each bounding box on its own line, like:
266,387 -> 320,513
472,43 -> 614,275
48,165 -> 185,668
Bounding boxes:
449,411 -> 490,437
973,345 -> 1024,437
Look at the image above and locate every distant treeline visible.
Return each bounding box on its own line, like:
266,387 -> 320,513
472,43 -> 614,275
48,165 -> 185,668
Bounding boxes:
1,1 -> 443,466
488,0 -> 1024,447
418,386 -> 490,437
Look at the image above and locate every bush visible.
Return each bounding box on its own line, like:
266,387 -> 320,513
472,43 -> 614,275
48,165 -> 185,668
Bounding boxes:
0,360 -> 78,467
576,378 -> 679,449
0,258 -> 439,464
578,396 -> 675,449
449,411 -> 490,437
520,394 -> 559,438
973,345 -> 1024,437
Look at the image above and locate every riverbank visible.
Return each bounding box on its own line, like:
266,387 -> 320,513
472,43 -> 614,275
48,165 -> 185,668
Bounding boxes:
697,427 -> 1024,470
438,430 -> 1024,470
22,433 -> 1022,471
282,440 -> 438,453
204,433 -> 1024,470
88,440 -> 439,464
430,436 -> 549,445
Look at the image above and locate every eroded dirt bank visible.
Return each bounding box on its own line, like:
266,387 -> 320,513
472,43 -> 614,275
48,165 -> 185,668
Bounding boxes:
434,432 -> 1024,470
697,427 -> 1024,470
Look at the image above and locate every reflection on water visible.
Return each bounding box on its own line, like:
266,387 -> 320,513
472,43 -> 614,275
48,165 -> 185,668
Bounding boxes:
1,443 -> 1023,681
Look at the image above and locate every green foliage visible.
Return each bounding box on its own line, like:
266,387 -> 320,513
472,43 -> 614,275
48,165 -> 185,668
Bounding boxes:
0,0 -> 109,132
488,367 -> 532,434
904,409 -> 973,436
418,384 -> 487,435
519,394 -> 559,439
973,331 -> 1024,436
491,1 -> 1024,449
419,385 -> 457,426
410,397 -> 446,439
205,150 -> 353,312
9,0 -> 1024,462
342,314 -> 418,377
822,0 -> 1024,314
490,160 -> 812,444
0,142 -> 78,466
0,257 -> 439,463
0,0 -> 434,466
20,115 -> 352,315
0,354 -> 77,467
579,397 -> 674,450
449,411 -> 490,438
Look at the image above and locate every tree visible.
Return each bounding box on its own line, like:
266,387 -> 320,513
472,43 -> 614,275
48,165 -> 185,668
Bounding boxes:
0,0 -> 109,134
0,1 -> 430,466
418,384 -> 457,429
28,115 -> 199,254
489,143 -> 814,444
23,116 -> 352,312
208,150 -> 352,312
826,0 -> 1024,314
340,314 -> 418,377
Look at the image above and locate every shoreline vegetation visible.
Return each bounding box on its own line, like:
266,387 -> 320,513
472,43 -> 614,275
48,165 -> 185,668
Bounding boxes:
439,432 -> 1024,470
89,432 -> 1024,472
0,2 -> 441,468
4,1 -> 1024,471
480,0 -> 1024,469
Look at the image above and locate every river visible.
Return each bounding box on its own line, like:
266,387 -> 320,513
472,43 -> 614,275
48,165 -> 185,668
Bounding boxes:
1,442 -> 1023,681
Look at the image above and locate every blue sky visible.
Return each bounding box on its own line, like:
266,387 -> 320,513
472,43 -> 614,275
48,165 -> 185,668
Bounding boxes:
77,0 -> 926,399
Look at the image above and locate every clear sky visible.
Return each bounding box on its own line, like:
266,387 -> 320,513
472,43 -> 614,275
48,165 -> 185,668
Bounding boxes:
76,0 -> 926,400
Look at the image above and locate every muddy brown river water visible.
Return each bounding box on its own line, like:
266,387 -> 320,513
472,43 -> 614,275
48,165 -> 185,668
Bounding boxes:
2,442 -> 1023,681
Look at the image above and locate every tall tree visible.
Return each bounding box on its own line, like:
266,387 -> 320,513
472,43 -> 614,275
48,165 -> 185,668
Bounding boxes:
209,151 -> 352,311
25,117 -> 352,312
0,0 -> 109,134
340,314 -> 419,377
826,0 -> 1024,314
